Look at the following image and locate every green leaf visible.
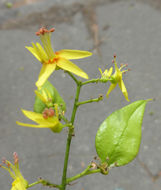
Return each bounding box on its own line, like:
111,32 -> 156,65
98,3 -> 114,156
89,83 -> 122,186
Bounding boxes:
95,100 -> 148,167
34,81 -> 66,113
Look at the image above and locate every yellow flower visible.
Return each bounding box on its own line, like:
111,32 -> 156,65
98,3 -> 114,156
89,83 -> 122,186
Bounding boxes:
0,152 -> 28,190
106,55 -> 130,101
26,27 -> 92,88
99,67 -> 113,82
16,105 -> 64,133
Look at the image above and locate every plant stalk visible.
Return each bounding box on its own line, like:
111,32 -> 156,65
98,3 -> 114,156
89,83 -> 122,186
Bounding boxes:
66,167 -> 100,184
61,78 -> 81,190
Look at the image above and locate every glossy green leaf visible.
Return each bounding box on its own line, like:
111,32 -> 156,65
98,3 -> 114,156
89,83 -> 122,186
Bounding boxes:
95,100 -> 148,167
34,81 -> 66,113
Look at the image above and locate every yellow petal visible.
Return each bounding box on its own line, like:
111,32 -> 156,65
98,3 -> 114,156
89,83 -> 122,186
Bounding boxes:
40,33 -> 55,59
57,49 -> 92,60
57,58 -> 88,79
98,68 -> 103,75
36,64 -> 56,88
35,90 -> 47,103
12,178 -> 26,190
21,109 -> 45,124
118,80 -> 130,101
25,46 -> 41,62
36,43 -> 48,62
17,110 -> 60,127
16,121 -> 54,128
108,67 -> 113,77
106,83 -> 117,98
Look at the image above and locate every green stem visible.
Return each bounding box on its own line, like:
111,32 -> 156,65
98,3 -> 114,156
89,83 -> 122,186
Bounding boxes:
77,96 -> 103,106
81,78 -> 110,86
27,181 -> 41,188
67,168 -> 101,184
40,179 -> 61,189
61,73 -> 82,190
81,78 -> 100,85
28,179 -> 60,189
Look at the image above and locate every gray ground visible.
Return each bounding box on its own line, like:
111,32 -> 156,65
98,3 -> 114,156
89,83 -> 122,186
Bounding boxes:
0,0 -> 161,189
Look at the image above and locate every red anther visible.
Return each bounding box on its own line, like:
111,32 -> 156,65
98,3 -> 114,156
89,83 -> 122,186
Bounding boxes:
48,108 -> 55,117
125,63 -> 128,67
43,113 -> 48,119
13,152 -> 19,164
35,31 -> 40,36
53,57 -> 59,62
128,68 -> 131,71
48,59 -> 55,64
113,54 -> 116,58
120,63 -> 123,67
49,28 -> 55,32
36,27 -> 55,36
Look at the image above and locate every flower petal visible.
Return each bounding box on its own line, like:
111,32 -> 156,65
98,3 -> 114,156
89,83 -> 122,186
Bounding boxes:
20,109 -> 46,124
108,67 -> 113,77
36,64 -> 56,88
16,121 -> 54,128
40,33 -> 55,59
35,90 -> 47,103
36,43 -> 48,62
98,68 -> 103,75
118,80 -> 130,101
25,46 -> 41,62
57,49 -> 92,60
12,178 -> 27,190
57,58 -> 88,79
106,83 -> 117,98
17,109 -> 60,127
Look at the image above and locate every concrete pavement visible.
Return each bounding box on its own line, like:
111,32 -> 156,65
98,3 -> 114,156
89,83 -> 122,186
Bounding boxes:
0,0 -> 161,189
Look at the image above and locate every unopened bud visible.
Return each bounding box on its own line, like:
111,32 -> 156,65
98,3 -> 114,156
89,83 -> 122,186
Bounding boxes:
91,162 -> 97,169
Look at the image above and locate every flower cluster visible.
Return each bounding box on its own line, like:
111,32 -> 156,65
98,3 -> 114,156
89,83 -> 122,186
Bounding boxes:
17,28 -> 130,134
17,27 -> 93,132
1,26 -> 131,189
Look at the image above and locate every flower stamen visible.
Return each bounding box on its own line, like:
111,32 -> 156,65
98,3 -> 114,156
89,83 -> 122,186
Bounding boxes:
36,27 -> 55,36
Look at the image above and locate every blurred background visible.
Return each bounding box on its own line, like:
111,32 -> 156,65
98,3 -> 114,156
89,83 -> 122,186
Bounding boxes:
0,0 -> 161,189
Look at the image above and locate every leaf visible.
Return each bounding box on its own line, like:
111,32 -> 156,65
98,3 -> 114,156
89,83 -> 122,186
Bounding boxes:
95,100 -> 148,167
34,81 -> 66,113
